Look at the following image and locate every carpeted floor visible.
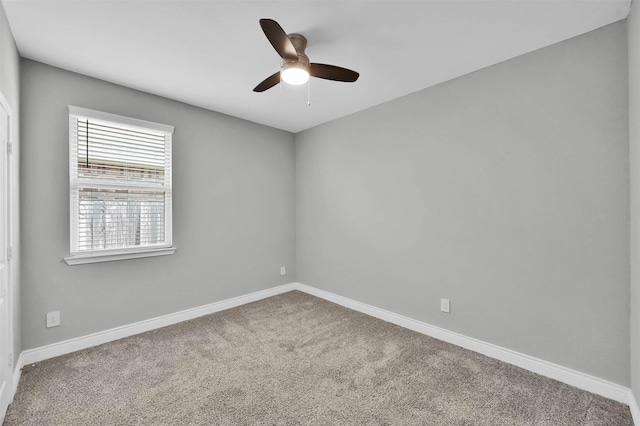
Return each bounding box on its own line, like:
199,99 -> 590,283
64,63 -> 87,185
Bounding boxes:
4,290 -> 634,425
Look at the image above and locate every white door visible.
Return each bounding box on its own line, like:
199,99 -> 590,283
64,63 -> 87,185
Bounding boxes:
0,97 -> 13,419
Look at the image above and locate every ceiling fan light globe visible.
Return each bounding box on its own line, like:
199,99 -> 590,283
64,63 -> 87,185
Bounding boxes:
281,67 -> 309,85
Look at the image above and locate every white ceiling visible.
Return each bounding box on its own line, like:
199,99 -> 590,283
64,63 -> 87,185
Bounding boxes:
2,0 -> 631,133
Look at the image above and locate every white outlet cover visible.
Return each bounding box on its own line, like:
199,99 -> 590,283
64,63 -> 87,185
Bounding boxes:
46,311 -> 61,328
280,266 -> 286,276
440,299 -> 451,314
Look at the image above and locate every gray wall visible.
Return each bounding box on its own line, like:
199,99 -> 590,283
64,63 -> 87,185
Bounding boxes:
296,23 -> 630,385
0,3 -> 21,373
628,0 -> 640,410
20,59 -> 296,350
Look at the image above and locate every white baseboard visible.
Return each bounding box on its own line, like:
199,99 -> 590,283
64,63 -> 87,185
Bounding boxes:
291,283 -> 631,406
630,390 -> 640,425
20,283 -> 297,367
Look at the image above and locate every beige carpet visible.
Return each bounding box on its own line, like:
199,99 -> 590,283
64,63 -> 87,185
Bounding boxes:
4,291 -> 634,425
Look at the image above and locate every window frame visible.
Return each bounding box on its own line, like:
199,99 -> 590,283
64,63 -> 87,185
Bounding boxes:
64,106 -> 176,265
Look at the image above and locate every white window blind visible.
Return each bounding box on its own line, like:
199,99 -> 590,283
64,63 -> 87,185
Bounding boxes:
67,106 -> 174,262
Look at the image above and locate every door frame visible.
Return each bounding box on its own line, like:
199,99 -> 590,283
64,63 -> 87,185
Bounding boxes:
0,89 -> 15,414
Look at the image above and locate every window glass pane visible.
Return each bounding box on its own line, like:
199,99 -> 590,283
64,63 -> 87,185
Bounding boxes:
77,188 -> 165,251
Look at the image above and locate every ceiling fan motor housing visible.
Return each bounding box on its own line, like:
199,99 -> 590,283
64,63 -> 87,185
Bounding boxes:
283,33 -> 309,73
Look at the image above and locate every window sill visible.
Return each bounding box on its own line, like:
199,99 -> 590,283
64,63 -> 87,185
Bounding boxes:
64,247 -> 177,265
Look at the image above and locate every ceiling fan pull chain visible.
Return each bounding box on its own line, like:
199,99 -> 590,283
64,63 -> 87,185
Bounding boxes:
307,79 -> 311,106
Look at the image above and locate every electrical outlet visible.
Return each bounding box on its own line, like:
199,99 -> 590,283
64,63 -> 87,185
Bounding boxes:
440,298 -> 450,314
46,311 -> 61,328
280,266 -> 286,276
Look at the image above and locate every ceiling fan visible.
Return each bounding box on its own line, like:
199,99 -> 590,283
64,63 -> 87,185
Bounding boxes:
253,19 -> 360,92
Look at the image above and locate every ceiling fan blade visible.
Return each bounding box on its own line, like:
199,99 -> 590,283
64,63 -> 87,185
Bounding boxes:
310,63 -> 359,82
259,19 -> 298,61
253,71 -> 281,92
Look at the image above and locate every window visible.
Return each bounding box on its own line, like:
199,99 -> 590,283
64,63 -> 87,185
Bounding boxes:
64,106 -> 175,265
